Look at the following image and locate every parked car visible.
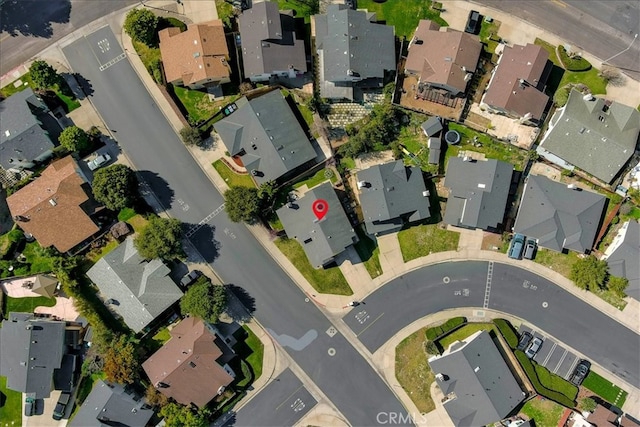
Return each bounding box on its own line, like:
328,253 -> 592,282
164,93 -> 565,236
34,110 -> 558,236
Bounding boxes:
508,233 -> 526,260
523,239 -> 537,260
87,153 -> 111,171
465,10 -> 481,34
525,337 -> 543,359
516,331 -> 533,351
570,360 -> 591,386
52,392 -> 71,420
180,270 -> 202,287
24,396 -> 35,417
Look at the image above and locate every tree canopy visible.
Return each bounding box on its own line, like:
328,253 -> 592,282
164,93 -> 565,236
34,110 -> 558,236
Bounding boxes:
180,277 -> 227,323
159,403 -> 209,427
224,186 -> 260,223
607,276 -> 628,297
92,164 -> 138,211
179,126 -> 203,147
134,216 -> 185,260
104,334 -> 140,385
570,255 -> 608,291
29,60 -> 60,89
338,102 -> 405,158
58,126 -> 90,152
124,8 -> 159,46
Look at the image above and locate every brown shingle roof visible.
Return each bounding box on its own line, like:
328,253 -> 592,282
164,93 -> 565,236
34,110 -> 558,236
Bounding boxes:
159,20 -> 230,86
142,317 -> 234,408
482,43 -> 550,120
405,20 -> 482,94
7,156 -> 99,253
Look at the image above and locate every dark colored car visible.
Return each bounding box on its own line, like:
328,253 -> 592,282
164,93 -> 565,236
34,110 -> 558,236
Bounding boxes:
523,239 -> 537,260
181,270 -> 202,287
52,392 -> 71,421
516,331 -> 533,351
465,10 -> 481,34
571,360 -> 591,386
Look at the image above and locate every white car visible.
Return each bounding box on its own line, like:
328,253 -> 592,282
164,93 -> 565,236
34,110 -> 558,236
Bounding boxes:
87,153 -> 111,171
525,337 -> 543,359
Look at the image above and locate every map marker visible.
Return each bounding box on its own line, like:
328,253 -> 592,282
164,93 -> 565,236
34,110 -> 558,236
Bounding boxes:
312,199 -> 328,221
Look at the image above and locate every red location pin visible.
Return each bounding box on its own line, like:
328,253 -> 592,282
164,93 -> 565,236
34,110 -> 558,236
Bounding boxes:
312,199 -> 329,221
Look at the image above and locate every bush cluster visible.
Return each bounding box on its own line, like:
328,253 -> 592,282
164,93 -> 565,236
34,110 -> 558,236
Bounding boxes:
558,46 -> 591,72
493,318 -> 519,349
425,316 -> 466,341
515,350 -> 577,408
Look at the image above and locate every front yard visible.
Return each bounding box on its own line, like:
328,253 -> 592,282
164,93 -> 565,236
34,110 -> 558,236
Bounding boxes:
582,371 -> 628,407
292,168 -> 337,190
395,327 -> 436,413
213,160 -> 256,188
353,226 -> 383,279
398,224 -> 460,262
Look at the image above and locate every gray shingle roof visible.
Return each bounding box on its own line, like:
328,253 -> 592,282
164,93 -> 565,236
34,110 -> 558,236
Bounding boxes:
214,90 -> 316,184
357,160 -> 431,234
428,330 -> 524,427
238,1 -> 307,79
70,379 -> 154,427
0,313 -> 66,398
428,137 -> 442,164
0,88 -> 56,170
86,237 -> 183,333
604,220 -> 640,300
538,90 -> 640,183
276,182 -> 357,268
443,157 -> 514,230
514,175 -> 606,253
421,116 -> 443,137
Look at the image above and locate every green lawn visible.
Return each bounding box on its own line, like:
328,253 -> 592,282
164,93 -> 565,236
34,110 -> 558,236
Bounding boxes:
74,372 -> 106,413
274,238 -> 353,295
86,238 -> 119,263
292,169 -> 337,190
277,0 -> 317,23
479,18 -> 501,54
4,295 -> 56,315
297,102 -> 315,127
57,92 -> 81,112
22,241 -> 56,273
353,226 -> 383,279
117,207 -> 137,222
341,157 -> 356,170
132,39 -> 161,75
395,327 -> 435,413
243,325 -> 264,382
213,160 -> 256,188
520,396 -> 565,427
0,72 -> 79,113
0,375 -> 21,427
358,0 -> 447,38
126,214 -> 149,233
396,126 -> 439,174
398,224 -> 460,262
172,85 -> 219,123
0,73 -> 33,98
582,371 -> 628,407
437,323 -> 495,350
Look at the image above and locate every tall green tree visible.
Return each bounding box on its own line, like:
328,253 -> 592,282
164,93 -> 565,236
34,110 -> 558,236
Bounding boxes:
179,277 -> 227,323
179,126 -> 203,147
134,216 -> 185,260
92,164 -> 138,211
224,186 -> 260,223
570,255 -> 608,291
104,334 -> 140,385
159,403 -> 209,427
124,8 -> 159,46
29,60 -> 60,89
58,126 -> 90,152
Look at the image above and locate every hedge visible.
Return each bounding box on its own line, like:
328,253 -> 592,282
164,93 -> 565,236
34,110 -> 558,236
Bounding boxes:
493,318 -> 519,349
558,46 -> 591,71
515,350 -> 577,408
425,317 -> 466,341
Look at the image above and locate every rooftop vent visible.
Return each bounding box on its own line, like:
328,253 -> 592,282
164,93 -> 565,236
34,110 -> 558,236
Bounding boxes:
477,183 -> 486,189
49,199 -> 57,206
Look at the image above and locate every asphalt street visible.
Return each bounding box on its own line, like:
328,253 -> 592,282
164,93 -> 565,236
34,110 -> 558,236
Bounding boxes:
62,25 -> 411,427
343,261 -> 640,387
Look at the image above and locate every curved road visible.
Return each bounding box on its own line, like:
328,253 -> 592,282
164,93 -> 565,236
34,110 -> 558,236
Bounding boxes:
343,261 -> 640,387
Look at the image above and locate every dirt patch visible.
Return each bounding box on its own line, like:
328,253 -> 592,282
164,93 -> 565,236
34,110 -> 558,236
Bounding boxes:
399,74 -> 465,121
482,232 -> 504,251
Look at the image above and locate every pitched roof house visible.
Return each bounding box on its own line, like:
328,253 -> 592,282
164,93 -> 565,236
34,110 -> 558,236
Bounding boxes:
514,175 -> 606,253
422,116 -> 444,164
71,380 -> 154,427
602,220 -> 640,300
142,317 -> 235,408
357,160 -> 431,235
428,330 -> 525,427
405,20 -> 482,96
0,313 -> 66,398
214,90 -> 316,185
7,156 -> 100,252
86,237 -> 183,333
0,88 -> 60,171
443,157 -> 514,231
276,182 -> 357,268
481,43 -> 551,125
537,90 -> 640,184
313,4 -> 395,100
238,1 -> 307,82
159,20 -> 231,89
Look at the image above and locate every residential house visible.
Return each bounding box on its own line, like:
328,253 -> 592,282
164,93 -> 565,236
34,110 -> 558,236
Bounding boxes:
214,90 -> 317,185
0,313 -> 66,398
585,404 -> 640,427
238,1 -> 307,82
70,380 -> 154,427
480,43 -> 551,125
421,116 -> 443,164
405,20 -> 482,96
142,317 -> 235,408
159,20 -> 231,89
276,182 -> 357,268
86,237 -> 184,333
356,160 -> 431,235
7,156 -> 101,253
602,220 -> 639,300
513,175 -> 606,253
428,330 -> 525,427
313,4 -> 395,101
443,157 -> 514,231
537,90 -> 640,184
0,87 -> 60,172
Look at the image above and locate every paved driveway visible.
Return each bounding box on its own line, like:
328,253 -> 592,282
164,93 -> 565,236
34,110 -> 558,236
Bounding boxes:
519,325 -> 580,380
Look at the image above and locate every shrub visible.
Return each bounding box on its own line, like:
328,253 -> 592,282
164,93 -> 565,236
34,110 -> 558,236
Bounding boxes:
558,46 -> 591,71
425,316 -> 466,341
580,396 -> 597,412
515,350 -> 577,408
424,340 -> 439,355
493,318 -> 519,349
124,8 -> 159,46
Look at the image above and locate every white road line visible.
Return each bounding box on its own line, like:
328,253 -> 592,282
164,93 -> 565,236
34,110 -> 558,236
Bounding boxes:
553,349 -> 569,374
542,342 -> 557,366
185,203 -> 225,238
357,313 -> 384,337
564,355 -> 579,380
99,52 -> 126,71
483,262 -> 493,309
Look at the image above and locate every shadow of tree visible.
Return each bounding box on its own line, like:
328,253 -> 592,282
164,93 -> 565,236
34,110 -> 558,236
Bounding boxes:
183,223 -> 220,264
69,72 -> 94,99
0,0 -> 71,38
136,170 -> 175,211
224,284 -> 256,322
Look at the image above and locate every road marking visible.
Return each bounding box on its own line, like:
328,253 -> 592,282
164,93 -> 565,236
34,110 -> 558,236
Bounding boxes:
565,356 -> 579,380
326,326 -> 337,337
355,310 -> 369,324
327,348 -> 336,357
99,53 -> 126,71
0,33 -> 10,43
553,349 -> 569,374
357,313 -> 384,337
483,262 -> 493,309
542,342 -> 557,366
275,385 -> 304,410
185,203 -> 225,238
551,0 -> 567,8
